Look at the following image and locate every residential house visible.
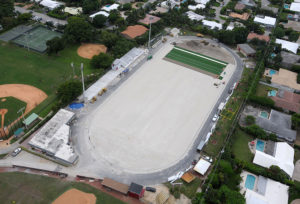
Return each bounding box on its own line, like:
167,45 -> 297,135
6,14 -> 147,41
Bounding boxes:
281,51 -> 300,68
254,16 -> 276,28
276,38 -> 299,54
247,32 -> 270,42
237,44 -> 256,57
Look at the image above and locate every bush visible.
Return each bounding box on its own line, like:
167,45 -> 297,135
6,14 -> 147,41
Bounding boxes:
92,14 -> 107,28
90,53 -> 113,69
242,124 -> 268,140
48,6 -> 68,20
245,115 -> 255,126
249,95 -> 275,108
57,80 -> 82,106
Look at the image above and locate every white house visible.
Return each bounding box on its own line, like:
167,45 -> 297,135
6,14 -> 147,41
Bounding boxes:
89,11 -> 109,19
39,0 -> 64,10
186,11 -> 205,21
188,4 -> 205,10
195,0 -> 210,5
254,16 -> 276,27
202,20 -> 222,30
253,142 -> 294,177
290,3 -> 300,13
64,7 -> 82,15
276,38 -> 299,54
193,159 -> 211,175
101,3 -> 120,12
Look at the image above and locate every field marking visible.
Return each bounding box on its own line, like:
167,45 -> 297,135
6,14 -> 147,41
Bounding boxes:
173,47 -> 227,66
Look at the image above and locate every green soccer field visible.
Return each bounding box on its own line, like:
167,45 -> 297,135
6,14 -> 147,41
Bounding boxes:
165,46 -> 228,75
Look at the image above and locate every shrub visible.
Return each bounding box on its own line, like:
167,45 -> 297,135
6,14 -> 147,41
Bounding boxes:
90,53 -> 113,69
245,115 -> 255,126
248,95 -> 275,108
57,80 -> 82,106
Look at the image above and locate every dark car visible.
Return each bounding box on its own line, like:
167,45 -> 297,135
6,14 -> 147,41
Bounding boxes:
145,187 -> 156,193
228,89 -> 233,94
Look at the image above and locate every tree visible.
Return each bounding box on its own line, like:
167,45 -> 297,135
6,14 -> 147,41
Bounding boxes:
245,115 -> 255,126
0,0 -> 14,19
288,31 -> 299,42
64,17 -> 93,43
218,30 -> 236,45
111,38 -> 136,58
273,27 -> 285,38
92,14 -> 107,28
233,27 -> 249,44
218,185 -> 246,204
82,0 -> 99,14
108,10 -> 120,24
57,80 -> 82,105
122,3 -> 132,11
292,113 -> 300,130
90,53 -> 113,69
46,37 -> 65,55
17,13 -> 32,24
100,30 -> 119,48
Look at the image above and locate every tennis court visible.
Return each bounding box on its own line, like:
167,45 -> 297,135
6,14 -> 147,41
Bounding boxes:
165,46 -> 228,76
12,26 -> 62,53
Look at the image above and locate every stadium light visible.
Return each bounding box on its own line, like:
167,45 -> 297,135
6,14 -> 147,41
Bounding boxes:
17,107 -> 27,129
80,63 -> 86,103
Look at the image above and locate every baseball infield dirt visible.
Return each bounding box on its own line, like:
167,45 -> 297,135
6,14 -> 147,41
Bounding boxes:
0,109 -> 8,129
52,189 -> 96,204
0,84 -> 47,114
77,43 -> 107,59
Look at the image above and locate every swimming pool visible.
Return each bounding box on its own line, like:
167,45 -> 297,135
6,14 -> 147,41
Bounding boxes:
256,140 -> 265,152
268,90 -> 277,97
245,174 -> 256,190
260,111 -> 268,118
69,103 -> 84,110
269,69 -> 277,76
284,4 -> 289,9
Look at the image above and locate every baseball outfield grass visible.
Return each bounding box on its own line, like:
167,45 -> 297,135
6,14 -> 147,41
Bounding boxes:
165,46 -> 227,75
0,172 -> 125,204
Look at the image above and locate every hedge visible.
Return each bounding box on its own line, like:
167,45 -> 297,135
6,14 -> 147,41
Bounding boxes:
248,95 -> 275,108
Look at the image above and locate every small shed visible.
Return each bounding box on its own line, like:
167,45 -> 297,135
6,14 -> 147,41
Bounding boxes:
237,44 -> 256,57
23,113 -> 40,128
181,172 -> 196,183
128,182 -> 144,199
14,128 -> 24,138
102,178 -> 129,195
193,159 -> 211,175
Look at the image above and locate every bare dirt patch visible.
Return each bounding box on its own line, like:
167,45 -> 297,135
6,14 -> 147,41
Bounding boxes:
0,84 -> 47,114
0,109 -> 8,129
1,98 -> 6,102
77,43 -> 107,59
52,188 -> 96,204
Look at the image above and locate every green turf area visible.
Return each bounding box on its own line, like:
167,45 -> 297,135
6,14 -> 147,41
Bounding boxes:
255,84 -> 277,97
232,128 -> 254,163
165,177 -> 202,199
12,26 -> 62,53
0,97 -> 27,127
165,46 -> 227,75
0,172 -> 125,204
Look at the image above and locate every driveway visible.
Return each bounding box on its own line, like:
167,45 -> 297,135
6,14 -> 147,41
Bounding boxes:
14,6 -> 67,25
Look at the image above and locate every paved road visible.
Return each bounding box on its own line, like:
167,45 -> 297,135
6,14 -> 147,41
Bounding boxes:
14,6 -> 67,25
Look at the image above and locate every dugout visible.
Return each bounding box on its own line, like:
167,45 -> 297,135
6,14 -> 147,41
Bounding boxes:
101,178 -> 129,195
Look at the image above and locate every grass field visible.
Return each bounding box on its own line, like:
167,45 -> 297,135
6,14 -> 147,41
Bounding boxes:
0,172 -> 125,204
0,97 -> 27,127
232,128 -> 254,163
165,46 -> 227,75
165,177 -> 202,199
256,83 -> 277,97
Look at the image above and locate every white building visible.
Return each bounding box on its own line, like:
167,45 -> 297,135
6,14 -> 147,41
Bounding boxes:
253,142 -> 294,177
64,7 -> 82,15
188,4 -> 205,10
193,159 -> 211,175
161,0 -> 180,9
186,11 -> 205,21
89,11 -> 109,19
195,0 -> 210,5
39,0 -> 64,10
254,16 -> 276,27
276,38 -> 299,54
28,109 -> 77,165
240,171 -> 289,204
202,20 -> 222,30
290,3 -> 300,13
101,3 -> 120,12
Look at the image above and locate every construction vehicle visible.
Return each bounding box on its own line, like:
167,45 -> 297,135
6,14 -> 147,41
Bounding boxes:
196,33 -> 204,37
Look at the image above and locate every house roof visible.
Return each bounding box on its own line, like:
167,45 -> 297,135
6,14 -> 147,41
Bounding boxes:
255,109 -> 296,142
253,142 -> 294,177
281,51 -> 300,64
193,159 -> 211,175
40,0 -> 64,10
238,44 -> 256,54
181,172 -> 196,183
235,3 -> 246,10
271,89 -> 300,113
138,14 -> 161,25
186,11 -> 205,21
195,0 -> 210,5
102,178 -> 129,194
188,4 -> 205,10
271,68 -> 300,91
121,25 -> 148,39
229,12 -> 250,20
129,183 -> 143,194
276,38 -> 299,54
290,3 -> 300,12
64,7 -> 82,15
202,20 -> 222,30
102,3 -> 119,12
247,32 -> 270,42
89,11 -> 109,18
254,16 -> 276,26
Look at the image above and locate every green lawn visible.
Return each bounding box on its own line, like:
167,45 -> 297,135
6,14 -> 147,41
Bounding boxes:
255,83 -> 277,97
165,47 -> 227,75
165,177 -> 202,199
232,128 -> 254,163
0,172 -> 125,204
0,97 -> 27,127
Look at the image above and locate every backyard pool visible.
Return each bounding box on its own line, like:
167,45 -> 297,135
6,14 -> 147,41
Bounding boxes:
269,69 -> 277,76
268,90 -> 277,97
284,4 -> 289,9
245,174 -> 256,190
69,103 -> 84,110
260,111 -> 269,118
256,140 -> 265,152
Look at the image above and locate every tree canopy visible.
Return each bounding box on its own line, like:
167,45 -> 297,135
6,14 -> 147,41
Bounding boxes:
92,14 -> 107,28
57,80 -> 82,105
90,53 -> 113,69
64,17 -> 94,43
46,37 -> 65,55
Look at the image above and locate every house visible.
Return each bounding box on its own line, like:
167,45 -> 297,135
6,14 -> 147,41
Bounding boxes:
271,68 -> 300,92
161,0 -> 180,9
193,158 -> 211,175
28,109 -> 78,165
240,171 -> 289,204
128,183 -> 145,199
101,178 -> 129,195
235,3 -> 246,10
271,89 -> 300,113
186,11 -> 205,21
283,20 -> 300,32
195,0 -> 210,5
149,6 -> 168,14
247,32 -> 270,42
237,44 -> 256,57
39,0 -> 64,10
89,11 -> 109,19
121,25 -> 148,39
254,16 -> 276,27
138,14 -> 161,25
281,51 -> 300,68
261,0 -> 278,13
253,142 -> 294,177
102,3 -> 120,12
202,20 -> 222,30
188,4 -> 205,10
229,12 -> 250,21
276,38 -> 299,54
238,0 -> 256,7
290,3 -> 300,14
64,7 -> 82,15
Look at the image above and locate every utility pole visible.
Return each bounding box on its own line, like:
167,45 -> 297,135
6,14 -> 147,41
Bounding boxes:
71,62 -> 75,78
17,107 -> 27,129
148,16 -> 153,55
80,63 -> 85,103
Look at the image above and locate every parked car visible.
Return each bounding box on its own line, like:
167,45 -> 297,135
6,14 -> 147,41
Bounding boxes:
11,147 -> 22,157
228,89 -> 233,94
212,114 -> 219,122
146,187 -> 156,193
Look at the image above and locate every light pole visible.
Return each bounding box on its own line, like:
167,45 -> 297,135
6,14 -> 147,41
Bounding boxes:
71,62 -> 75,78
80,63 -> 85,103
17,107 -> 27,129
148,16 -> 153,55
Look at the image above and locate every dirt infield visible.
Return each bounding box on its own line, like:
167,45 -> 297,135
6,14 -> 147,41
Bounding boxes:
77,43 -> 107,59
0,84 -> 47,114
0,109 -> 8,129
52,189 -> 96,204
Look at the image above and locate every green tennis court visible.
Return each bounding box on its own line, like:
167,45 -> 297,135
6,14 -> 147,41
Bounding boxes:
12,26 -> 62,53
165,46 -> 228,76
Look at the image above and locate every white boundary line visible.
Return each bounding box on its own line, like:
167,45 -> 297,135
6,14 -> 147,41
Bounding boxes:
173,47 -> 227,66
